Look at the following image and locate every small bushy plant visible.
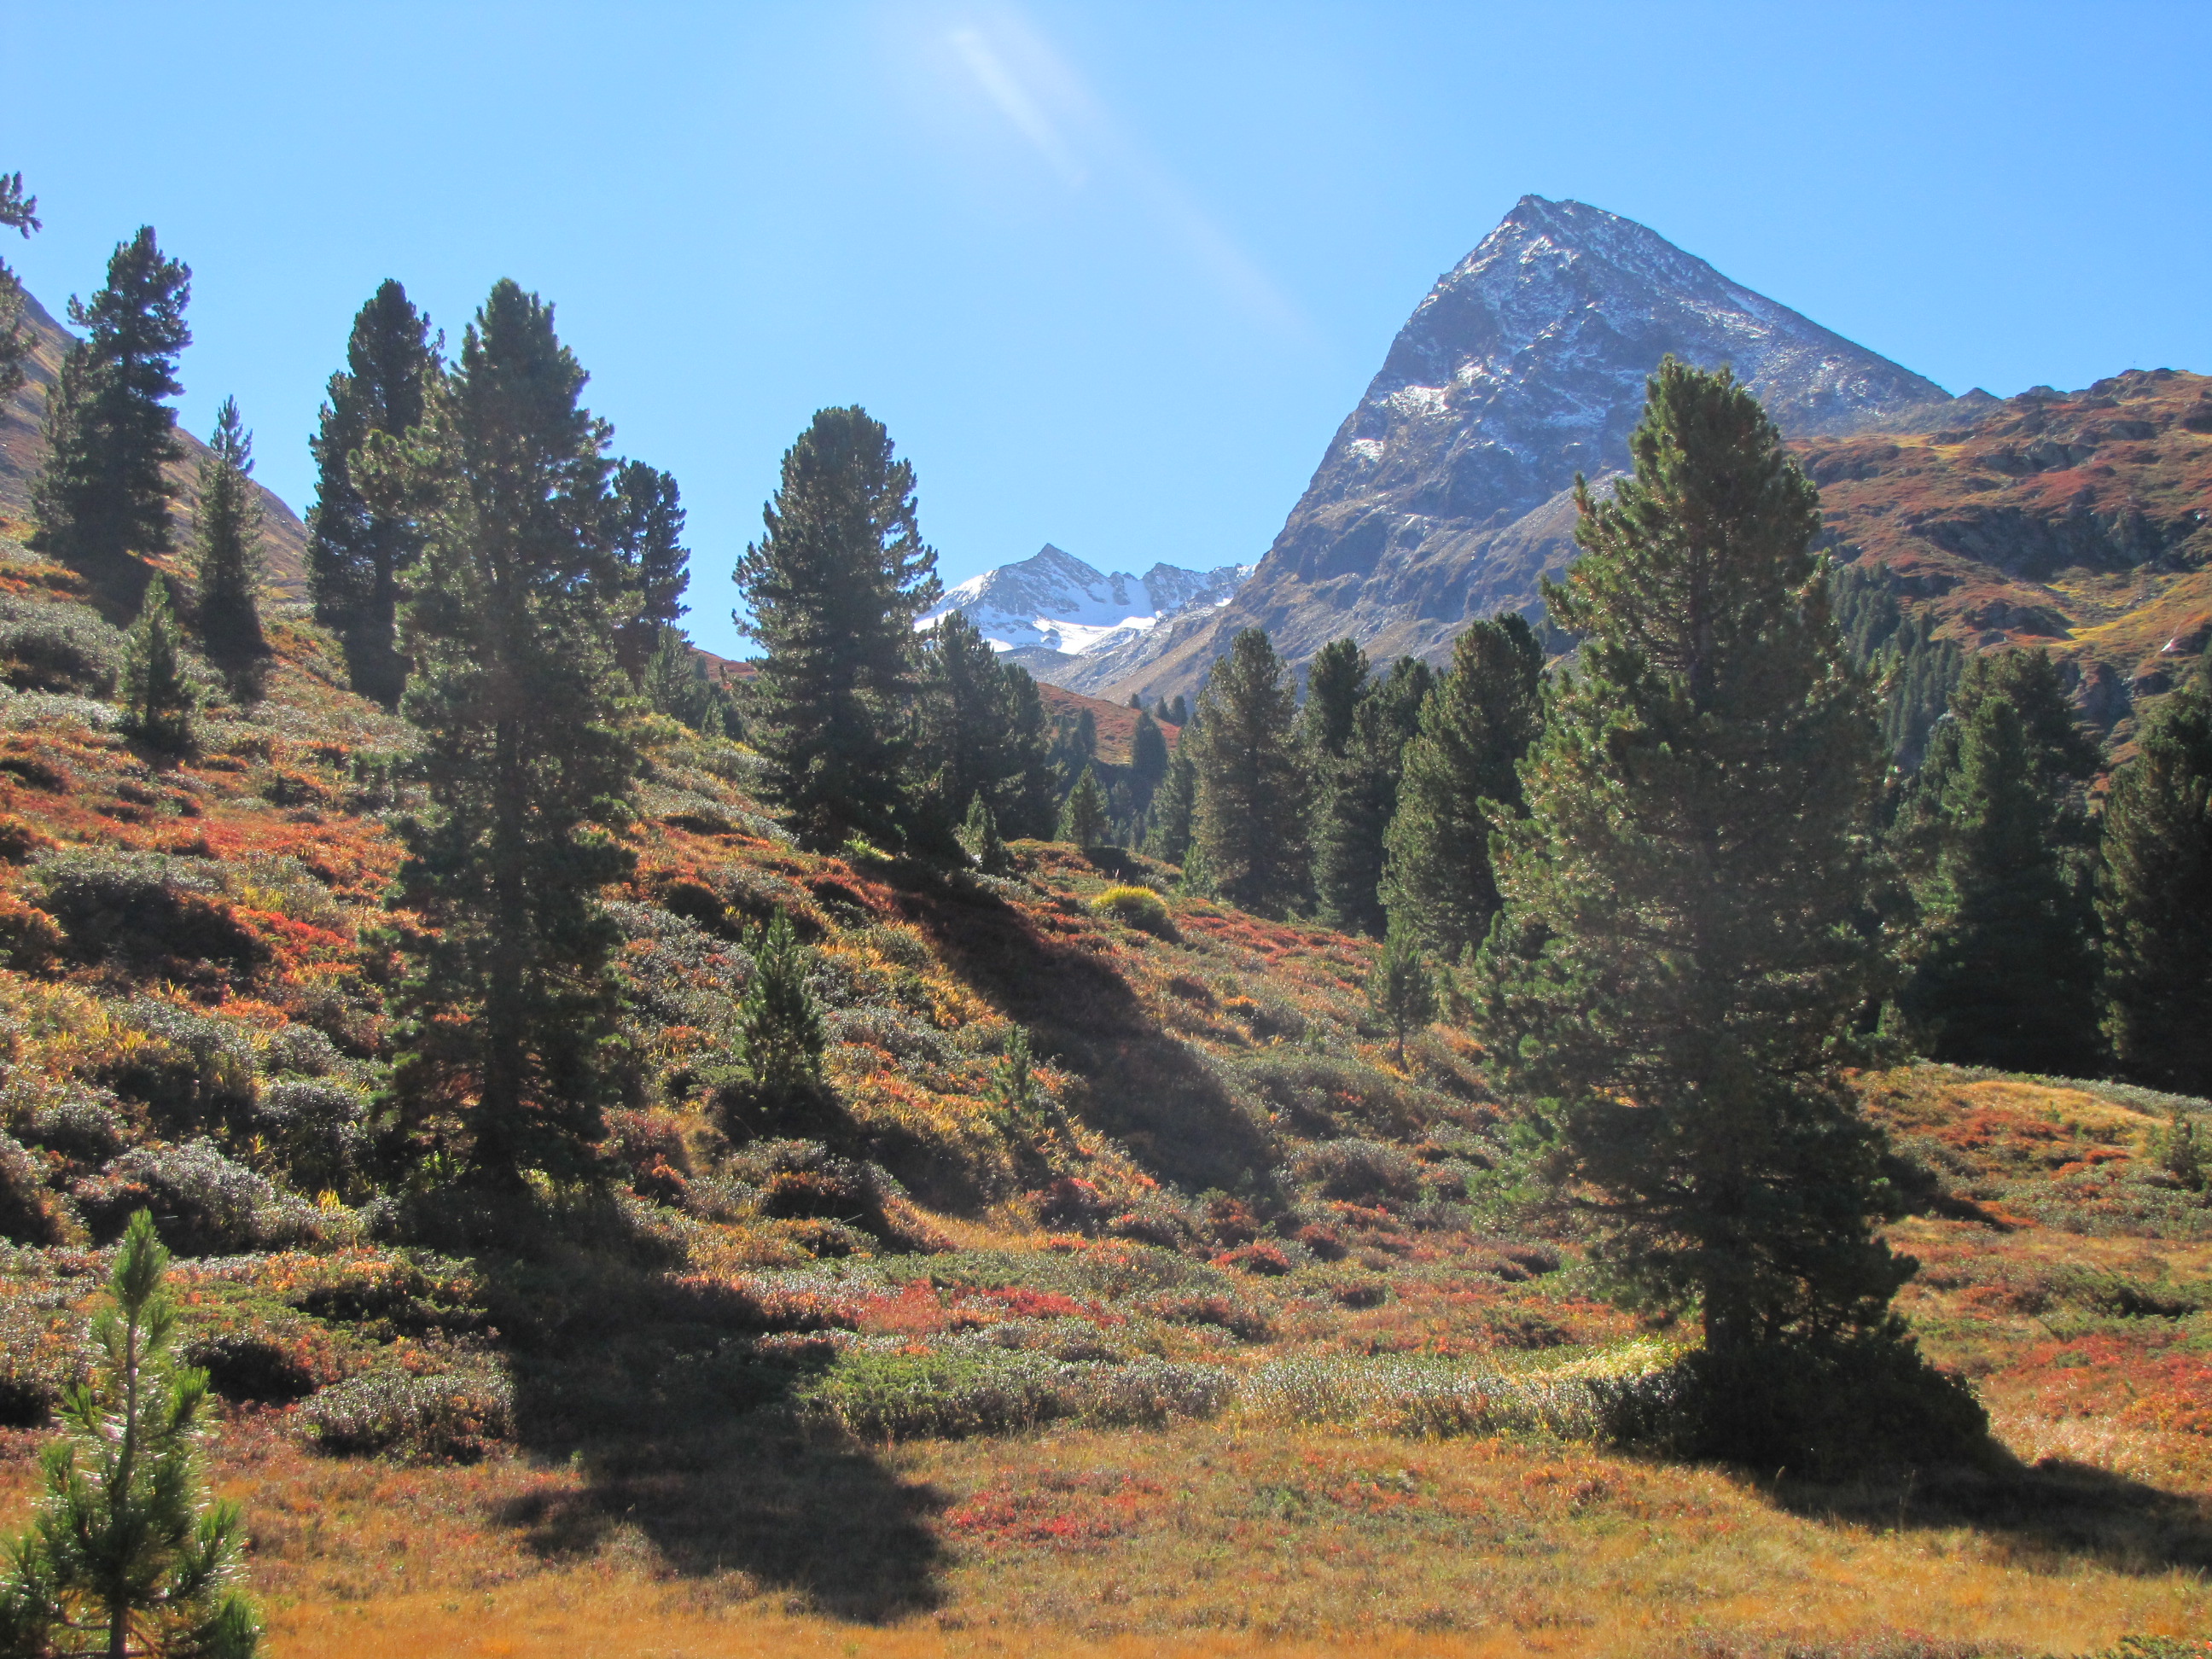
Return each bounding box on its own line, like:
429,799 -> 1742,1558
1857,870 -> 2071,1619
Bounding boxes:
1090,884 -> 1173,936
0,594 -> 125,696
299,1365 -> 515,1463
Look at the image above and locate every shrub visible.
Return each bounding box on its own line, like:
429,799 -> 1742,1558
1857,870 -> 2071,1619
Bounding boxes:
0,1132 -> 69,1245
253,1078 -> 366,1193
20,1089 -> 127,1166
1292,1138 -> 1423,1203
300,1367 -> 515,1462
0,891 -> 66,972
183,1328 -> 331,1402
30,850 -> 265,980
0,592 -> 125,695
105,998 -> 258,1135
90,1139 -> 311,1255
260,1022 -> 344,1079
0,813 -> 49,864
1090,884 -> 1174,936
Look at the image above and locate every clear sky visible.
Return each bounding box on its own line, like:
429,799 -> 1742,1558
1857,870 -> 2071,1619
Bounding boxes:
5,2 -> 2209,658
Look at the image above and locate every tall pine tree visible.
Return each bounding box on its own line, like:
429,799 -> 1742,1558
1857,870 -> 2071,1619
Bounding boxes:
1130,707 -> 1169,789
1191,628 -> 1310,916
1145,713 -> 1199,867
2099,649 -> 2212,1094
1898,649 -> 2102,1075
0,172 -> 39,404
915,609 -> 1030,848
611,459 -> 688,677
1382,614 -> 1545,962
1315,655 -> 1434,936
1299,637 -> 1368,760
30,227 -> 190,590
1477,360 -> 1914,1374
189,398 -> 267,690
733,408 -> 940,850
306,280 -> 440,707
375,280 -> 637,1185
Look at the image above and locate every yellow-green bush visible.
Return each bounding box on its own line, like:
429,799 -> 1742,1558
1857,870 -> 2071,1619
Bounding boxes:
1090,884 -> 1173,936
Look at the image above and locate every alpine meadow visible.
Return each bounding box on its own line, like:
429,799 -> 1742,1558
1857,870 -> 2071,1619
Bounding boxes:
0,19 -> 2208,1656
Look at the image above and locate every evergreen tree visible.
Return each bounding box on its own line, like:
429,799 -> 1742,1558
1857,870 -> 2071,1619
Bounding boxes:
1477,359 -> 1912,1366
2098,650 -> 2212,1094
306,279 -> 439,708
1145,716 -> 1198,866
733,407 -> 940,850
1299,637 -> 1368,760
119,577 -> 193,754
915,610 -> 1029,846
1000,664 -> 1060,839
960,792 -> 1011,874
1367,920 -> 1436,1068
640,626 -> 730,735
30,228 -> 191,586
1315,656 -> 1433,936
1381,614 -> 1545,961
0,1210 -> 260,1659
189,399 -> 266,690
610,460 -> 688,677
0,172 -> 40,405
1130,708 -> 1169,789
1898,649 -> 2102,1075
375,280 -> 637,1186
1167,694 -> 1189,727
737,912 -> 825,1091
1191,628 -> 1310,916
1058,765 -> 1111,848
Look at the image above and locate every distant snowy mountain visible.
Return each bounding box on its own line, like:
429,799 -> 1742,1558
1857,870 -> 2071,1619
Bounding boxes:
920,544 -> 1250,667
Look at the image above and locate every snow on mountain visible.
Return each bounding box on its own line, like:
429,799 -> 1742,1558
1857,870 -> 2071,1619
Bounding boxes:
921,544 -> 1250,662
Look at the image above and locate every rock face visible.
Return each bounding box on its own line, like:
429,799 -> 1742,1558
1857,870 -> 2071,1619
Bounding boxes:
921,542 -> 1249,662
1085,195 -> 1958,701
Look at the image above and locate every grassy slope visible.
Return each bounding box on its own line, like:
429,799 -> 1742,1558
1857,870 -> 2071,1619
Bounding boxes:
0,526 -> 2206,1656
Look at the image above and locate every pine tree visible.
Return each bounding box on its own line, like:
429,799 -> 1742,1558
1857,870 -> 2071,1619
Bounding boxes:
119,577 -> 193,754
375,280 -> 637,1186
1145,717 -> 1199,866
1477,359 -> 1912,1369
641,626 -> 729,735
30,228 -> 191,588
733,408 -> 940,850
2098,650 -> 2212,1094
1367,921 -> 1436,1068
738,912 -> 824,1091
1191,629 -> 1310,916
916,610 -> 1028,847
959,793 -> 1010,874
189,399 -> 266,690
1058,765 -> 1111,848
1315,656 -> 1433,936
0,172 -> 40,405
1899,649 -> 2102,1075
1001,664 -> 1061,840
1381,614 -> 1545,962
0,1210 -> 260,1659
611,460 -> 688,677
306,280 -> 439,708
1130,708 -> 1169,789
1167,694 -> 1189,728
1300,637 -> 1368,760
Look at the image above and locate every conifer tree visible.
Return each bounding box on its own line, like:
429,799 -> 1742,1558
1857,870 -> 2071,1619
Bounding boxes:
189,399 -> 266,690
2098,650 -> 2212,1094
733,408 -> 940,850
641,626 -> 730,734
1898,649 -> 2102,1075
306,280 -> 439,707
1315,656 -> 1433,936
916,610 -> 1030,845
1001,664 -> 1060,840
375,280 -> 637,1186
610,460 -> 688,677
1058,765 -> 1111,848
0,1210 -> 260,1658
1477,360 -> 1913,1371
119,576 -> 193,754
1299,637 -> 1368,761
1367,920 -> 1436,1068
960,793 -> 1010,874
1130,708 -> 1169,789
737,912 -> 825,1091
1167,694 -> 1189,728
1191,629 -> 1310,915
30,228 -> 191,586
1145,717 -> 1199,866
1382,614 -> 1545,961
0,172 -> 40,405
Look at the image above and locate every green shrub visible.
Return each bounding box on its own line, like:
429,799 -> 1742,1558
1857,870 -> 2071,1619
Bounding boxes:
300,1367 -> 515,1462
0,592 -> 125,696
1291,1137 -> 1423,1202
30,850 -> 265,980
90,1139 -> 314,1255
107,998 -> 258,1135
0,1132 -> 69,1246
796,1347 -> 1230,1440
1090,884 -> 1173,936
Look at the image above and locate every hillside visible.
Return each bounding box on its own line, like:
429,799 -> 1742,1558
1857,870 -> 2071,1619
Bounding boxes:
0,285 -> 310,592
0,520 -> 2205,1656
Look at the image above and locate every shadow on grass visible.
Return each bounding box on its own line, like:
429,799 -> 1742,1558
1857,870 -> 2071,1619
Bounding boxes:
879,861 -> 1279,1196
1773,1450 -> 2212,1575
460,1224 -> 949,1622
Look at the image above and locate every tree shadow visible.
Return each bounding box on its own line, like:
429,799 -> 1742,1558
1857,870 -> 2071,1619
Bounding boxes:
1771,1448 -> 2212,1575
881,863 -> 1279,1196
471,1233 -> 947,1622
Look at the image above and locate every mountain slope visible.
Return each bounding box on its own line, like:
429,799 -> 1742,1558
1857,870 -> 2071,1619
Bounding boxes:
0,285 -> 310,591
921,543 -> 1248,675
1084,195 -> 1959,701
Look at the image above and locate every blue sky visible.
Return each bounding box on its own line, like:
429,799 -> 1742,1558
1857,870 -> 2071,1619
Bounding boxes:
5,2 -> 2209,658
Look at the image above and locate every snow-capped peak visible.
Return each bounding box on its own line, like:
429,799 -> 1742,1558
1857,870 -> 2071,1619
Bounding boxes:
920,544 -> 1252,658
